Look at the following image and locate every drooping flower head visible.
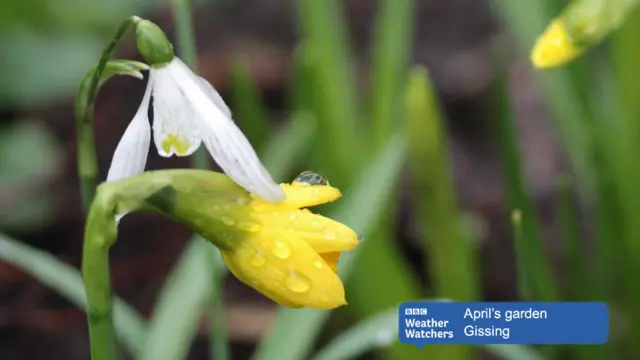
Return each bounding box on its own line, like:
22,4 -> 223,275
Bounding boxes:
106,19 -> 284,205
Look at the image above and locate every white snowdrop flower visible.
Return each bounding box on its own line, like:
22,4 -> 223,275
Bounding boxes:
105,56 -> 285,204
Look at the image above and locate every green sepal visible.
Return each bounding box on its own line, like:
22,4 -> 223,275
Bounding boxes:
563,0 -> 640,48
89,170 -> 252,251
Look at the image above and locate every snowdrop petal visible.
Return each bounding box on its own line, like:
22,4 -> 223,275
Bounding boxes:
196,75 -> 232,118
166,59 -> 285,203
172,58 -> 233,118
106,78 -> 152,184
150,64 -> 202,158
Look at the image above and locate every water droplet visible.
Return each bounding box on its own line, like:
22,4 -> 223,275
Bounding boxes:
286,270 -> 311,293
221,217 -> 235,226
357,234 -> 364,242
273,241 -> 291,259
311,220 -> 322,228
289,214 -> 297,221
250,252 -> 266,267
324,230 -> 336,240
318,291 -> 329,302
313,258 -> 324,269
238,222 -> 261,232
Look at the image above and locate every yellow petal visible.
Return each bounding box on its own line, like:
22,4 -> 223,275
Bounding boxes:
220,228 -> 347,309
531,18 -> 582,69
320,252 -> 340,273
250,183 -> 342,211
253,210 -> 359,253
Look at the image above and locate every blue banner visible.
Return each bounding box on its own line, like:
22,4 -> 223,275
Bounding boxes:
398,302 -> 608,347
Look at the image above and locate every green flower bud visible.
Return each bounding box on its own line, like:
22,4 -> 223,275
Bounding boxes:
134,19 -> 174,66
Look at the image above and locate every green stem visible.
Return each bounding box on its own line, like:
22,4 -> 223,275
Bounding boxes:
82,191 -> 121,360
75,16 -> 138,212
170,1 -> 227,359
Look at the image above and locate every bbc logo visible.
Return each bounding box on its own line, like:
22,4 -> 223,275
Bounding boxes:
405,308 -> 427,315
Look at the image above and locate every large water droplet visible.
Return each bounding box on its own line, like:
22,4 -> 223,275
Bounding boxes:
250,251 -> 266,267
313,258 -> 324,269
286,270 -> 311,293
273,240 -> 291,259
221,217 -> 235,226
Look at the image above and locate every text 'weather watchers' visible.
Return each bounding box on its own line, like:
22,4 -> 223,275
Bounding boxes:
398,302 -> 608,346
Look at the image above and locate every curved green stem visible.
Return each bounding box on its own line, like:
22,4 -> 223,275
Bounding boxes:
75,16 -> 138,212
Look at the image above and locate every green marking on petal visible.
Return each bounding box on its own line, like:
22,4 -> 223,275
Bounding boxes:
162,134 -> 191,155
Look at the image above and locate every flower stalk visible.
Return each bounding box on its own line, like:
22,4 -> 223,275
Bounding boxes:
75,16 -> 139,211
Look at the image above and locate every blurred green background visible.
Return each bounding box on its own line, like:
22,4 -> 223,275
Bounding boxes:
1,0 -> 639,359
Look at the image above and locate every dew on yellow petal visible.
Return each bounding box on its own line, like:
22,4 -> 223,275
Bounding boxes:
250,251 -> 266,267
286,269 -> 312,293
273,240 -> 292,259
161,134 -> 191,155
313,258 -> 324,269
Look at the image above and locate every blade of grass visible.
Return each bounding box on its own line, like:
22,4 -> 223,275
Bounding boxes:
344,220 -> 423,360
252,133 -> 407,360
259,113 -> 317,181
370,0 -> 414,148
296,0 -> 364,187
493,64 -> 557,302
138,238 -> 215,360
311,304 -> 547,360
556,175 -> 589,301
556,175 -> 603,360
229,59 -> 271,151
136,117 -> 313,360
0,233 -> 147,356
406,66 -> 479,360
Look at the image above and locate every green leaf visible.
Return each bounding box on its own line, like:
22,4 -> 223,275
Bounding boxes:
229,59 -> 272,152
406,65 -> 480,360
0,233 -> 147,356
311,304 -> 546,360
252,133 -> 407,360
492,66 -> 557,302
138,238 -> 216,360
369,0 -> 414,148
296,0 -> 364,187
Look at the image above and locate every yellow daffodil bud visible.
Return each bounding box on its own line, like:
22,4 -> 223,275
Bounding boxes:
531,18 -> 582,69
531,0 -> 640,69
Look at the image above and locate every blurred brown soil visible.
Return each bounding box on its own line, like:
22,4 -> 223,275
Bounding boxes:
0,0 -> 565,359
